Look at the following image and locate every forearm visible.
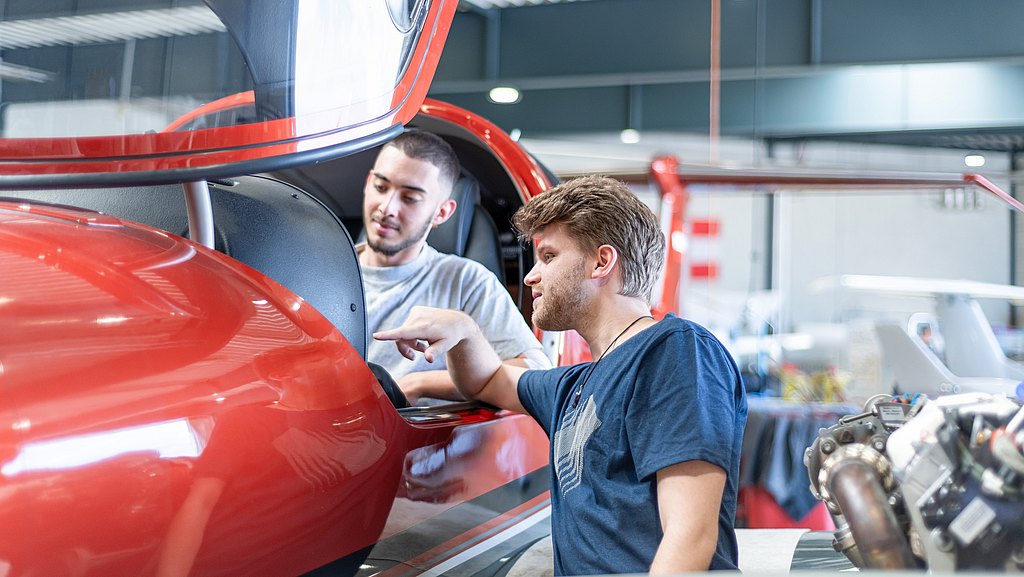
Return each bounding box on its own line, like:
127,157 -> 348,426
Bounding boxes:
444,320 -> 503,398
398,370 -> 466,404
400,355 -> 535,404
649,525 -> 717,573
651,460 -> 727,573
373,307 -> 526,412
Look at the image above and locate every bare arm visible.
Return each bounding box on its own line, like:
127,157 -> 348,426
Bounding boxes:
398,355 -> 533,404
374,306 -> 527,412
649,460 -> 726,574
397,370 -> 464,404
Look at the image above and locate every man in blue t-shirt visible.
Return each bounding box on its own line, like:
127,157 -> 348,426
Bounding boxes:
376,175 -> 747,575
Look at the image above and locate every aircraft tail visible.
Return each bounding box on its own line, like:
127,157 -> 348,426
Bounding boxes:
875,323 -> 1017,397
936,295 -> 1024,380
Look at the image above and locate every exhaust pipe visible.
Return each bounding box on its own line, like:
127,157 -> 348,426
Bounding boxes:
816,444 -> 917,570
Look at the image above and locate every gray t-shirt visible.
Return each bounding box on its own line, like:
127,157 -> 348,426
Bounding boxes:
362,244 -> 549,380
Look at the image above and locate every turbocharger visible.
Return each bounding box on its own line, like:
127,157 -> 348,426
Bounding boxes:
805,392 -> 1024,571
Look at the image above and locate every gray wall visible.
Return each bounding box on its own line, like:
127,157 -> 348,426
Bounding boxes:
431,0 -> 1024,140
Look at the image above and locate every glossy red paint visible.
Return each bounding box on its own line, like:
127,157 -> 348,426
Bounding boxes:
382,413 -> 549,539
2,201 -> 383,573
419,99 -> 553,201
393,8 -> 458,126
0,201 -> 548,576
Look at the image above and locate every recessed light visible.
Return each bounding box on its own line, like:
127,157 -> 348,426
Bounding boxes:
620,129 -> 641,144
964,154 -> 985,168
488,86 -> 521,104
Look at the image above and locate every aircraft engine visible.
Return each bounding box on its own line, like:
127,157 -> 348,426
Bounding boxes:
805,392 -> 1024,571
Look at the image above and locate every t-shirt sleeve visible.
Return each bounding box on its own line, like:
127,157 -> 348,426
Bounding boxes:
517,366 -> 571,437
626,329 -> 742,482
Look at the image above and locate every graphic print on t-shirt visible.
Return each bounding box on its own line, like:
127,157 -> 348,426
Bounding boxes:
554,395 -> 602,496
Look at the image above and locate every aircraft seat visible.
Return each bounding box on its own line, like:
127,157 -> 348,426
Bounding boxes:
427,174 -> 506,284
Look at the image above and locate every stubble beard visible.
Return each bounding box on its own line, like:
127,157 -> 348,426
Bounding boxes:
531,257 -> 589,332
366,214 -> 433,258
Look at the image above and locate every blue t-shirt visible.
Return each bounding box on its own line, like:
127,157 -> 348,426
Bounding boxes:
518,314 -> 747,576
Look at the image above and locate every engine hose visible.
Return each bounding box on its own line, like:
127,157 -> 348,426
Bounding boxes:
827,459 -> 917,570
992,433 -> 1024,476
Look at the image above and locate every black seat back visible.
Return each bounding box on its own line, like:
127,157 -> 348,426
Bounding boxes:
427,174 -> 505,283
11,175 -> 367,358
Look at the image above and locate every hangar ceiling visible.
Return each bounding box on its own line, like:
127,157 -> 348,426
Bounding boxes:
0,0 -> 1020,156
437,0 -> 1024,155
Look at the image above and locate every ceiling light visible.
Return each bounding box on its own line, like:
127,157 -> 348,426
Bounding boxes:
0,62 -> 55,83
620,128 -> 640,144
964,154 -> 985,168
487,86 -> 521,104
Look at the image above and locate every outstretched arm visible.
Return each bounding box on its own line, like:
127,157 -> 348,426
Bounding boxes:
398,355 -> 535,404
397,370 -> 464,404
374,306 -> 527,412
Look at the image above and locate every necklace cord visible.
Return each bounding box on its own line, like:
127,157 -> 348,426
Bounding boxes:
572,314 -> 654,407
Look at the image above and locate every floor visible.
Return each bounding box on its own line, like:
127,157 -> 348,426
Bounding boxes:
503,528 -> 841,575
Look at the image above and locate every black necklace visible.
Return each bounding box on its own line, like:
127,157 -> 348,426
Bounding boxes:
572,314 -> 654,408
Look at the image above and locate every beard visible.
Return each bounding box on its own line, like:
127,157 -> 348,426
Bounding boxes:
531,256 -> 589,331
366,214 -> 433,257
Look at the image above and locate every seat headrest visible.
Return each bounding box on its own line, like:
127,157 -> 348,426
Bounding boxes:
427,174 -> 480,256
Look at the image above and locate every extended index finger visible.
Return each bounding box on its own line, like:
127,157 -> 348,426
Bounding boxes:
372,326 -> 425,342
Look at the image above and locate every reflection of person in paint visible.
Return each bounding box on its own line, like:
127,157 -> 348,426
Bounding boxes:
156,342 -> 387,577
398,422 -> 531,505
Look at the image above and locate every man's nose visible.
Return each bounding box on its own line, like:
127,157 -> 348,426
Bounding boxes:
524,264 -> 540,286
378,189 -> 399,216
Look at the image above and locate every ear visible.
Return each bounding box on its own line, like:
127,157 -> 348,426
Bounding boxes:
432,198 -> 457,226
591,244 -> 619,281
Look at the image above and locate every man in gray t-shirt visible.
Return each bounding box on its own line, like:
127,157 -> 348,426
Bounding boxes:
358,130 -> 548,403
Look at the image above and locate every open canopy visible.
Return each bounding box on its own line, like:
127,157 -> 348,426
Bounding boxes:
0,0 -> 456,187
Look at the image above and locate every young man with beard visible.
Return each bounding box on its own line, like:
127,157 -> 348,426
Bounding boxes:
359,130 -> 548,404
375,175 -> 747,575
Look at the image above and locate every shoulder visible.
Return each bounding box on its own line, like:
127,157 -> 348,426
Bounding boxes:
427,248 -> 502,283
635,316 -> 737,368
649,315 -> 724,347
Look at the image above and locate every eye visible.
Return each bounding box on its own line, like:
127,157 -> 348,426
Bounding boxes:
373,182 -> 386,193
542,252 -> 554,263
402,195 -> 422,205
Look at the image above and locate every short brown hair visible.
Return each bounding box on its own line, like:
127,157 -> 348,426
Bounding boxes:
513,175 -> 665,303
384,130 -> 461,194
